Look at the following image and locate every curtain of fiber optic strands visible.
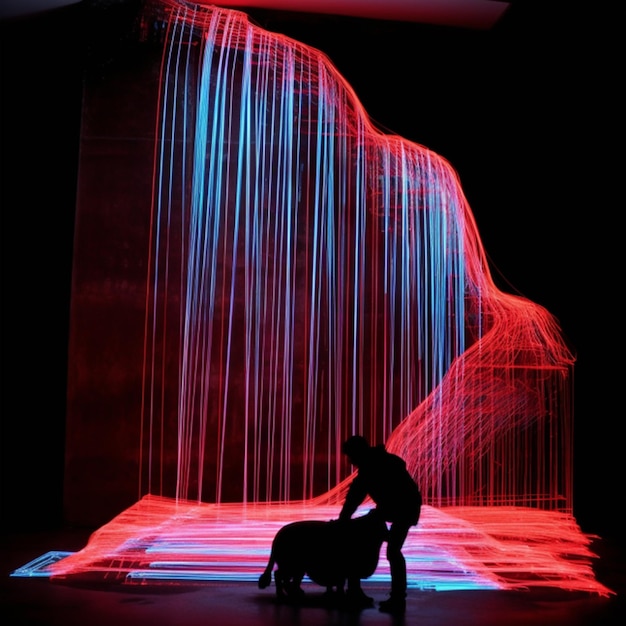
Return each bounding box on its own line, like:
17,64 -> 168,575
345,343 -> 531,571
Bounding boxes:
133,1 -> 575,512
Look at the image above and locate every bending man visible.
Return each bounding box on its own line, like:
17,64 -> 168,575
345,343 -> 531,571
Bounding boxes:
339,435 -> 422,614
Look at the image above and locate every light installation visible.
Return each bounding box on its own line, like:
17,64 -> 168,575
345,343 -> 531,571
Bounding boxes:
17,0 -> 611,595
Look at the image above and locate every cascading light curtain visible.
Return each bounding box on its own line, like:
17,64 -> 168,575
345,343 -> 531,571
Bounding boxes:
139,0 -> 575,514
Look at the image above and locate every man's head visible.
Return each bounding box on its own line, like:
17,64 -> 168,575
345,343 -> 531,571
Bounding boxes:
342,435 -> 370,466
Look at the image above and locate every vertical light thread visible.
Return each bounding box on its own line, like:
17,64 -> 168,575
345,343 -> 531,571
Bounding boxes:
142,1 -> 574,517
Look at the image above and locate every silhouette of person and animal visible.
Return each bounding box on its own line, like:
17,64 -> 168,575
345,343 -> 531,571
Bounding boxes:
258,435 -> 422,614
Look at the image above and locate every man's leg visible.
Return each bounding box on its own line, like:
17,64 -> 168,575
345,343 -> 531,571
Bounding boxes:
379,522 -> 410,613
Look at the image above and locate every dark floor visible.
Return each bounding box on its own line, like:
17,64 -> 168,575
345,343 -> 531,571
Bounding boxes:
1,526 -> 624,626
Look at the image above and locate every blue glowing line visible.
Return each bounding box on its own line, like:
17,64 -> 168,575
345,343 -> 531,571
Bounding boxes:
10,552 -> 75,578
11,549 -> 499,592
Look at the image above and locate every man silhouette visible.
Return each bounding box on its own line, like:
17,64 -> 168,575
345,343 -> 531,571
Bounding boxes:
339,435 -> 422,614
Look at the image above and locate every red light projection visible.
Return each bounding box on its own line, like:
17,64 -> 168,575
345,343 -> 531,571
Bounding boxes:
41,0 -> 610,595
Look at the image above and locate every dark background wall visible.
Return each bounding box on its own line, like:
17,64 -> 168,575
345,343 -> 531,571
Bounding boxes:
1,1 -> 621,544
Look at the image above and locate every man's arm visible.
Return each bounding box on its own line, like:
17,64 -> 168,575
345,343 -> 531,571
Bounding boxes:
339,476 -> 367,521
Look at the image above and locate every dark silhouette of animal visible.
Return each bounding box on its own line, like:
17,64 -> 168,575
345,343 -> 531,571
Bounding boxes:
258,509 -> 388,600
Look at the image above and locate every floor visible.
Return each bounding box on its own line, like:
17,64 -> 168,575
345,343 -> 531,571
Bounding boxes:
2,526 -> 624,626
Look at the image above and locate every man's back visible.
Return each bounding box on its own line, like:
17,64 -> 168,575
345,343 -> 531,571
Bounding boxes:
343,441 -> 421,525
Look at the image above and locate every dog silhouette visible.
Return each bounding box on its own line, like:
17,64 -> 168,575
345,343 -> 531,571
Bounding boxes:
258,509 -> 388,601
